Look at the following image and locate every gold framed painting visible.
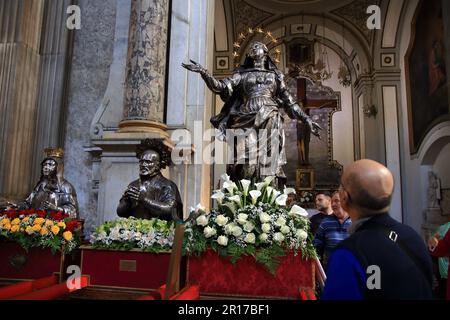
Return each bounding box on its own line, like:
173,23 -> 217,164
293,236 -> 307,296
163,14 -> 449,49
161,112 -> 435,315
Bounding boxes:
296,168 -> 315,191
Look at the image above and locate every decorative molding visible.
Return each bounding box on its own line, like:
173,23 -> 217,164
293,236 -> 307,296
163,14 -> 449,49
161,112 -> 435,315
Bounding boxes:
231,0 -> 273,38
332,0 -> 380,44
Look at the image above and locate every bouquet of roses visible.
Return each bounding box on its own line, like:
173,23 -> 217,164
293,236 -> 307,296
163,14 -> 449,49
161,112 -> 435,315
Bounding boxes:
0,209 -> 81,254
183,174 -> 317,274
90,217 -> 175,253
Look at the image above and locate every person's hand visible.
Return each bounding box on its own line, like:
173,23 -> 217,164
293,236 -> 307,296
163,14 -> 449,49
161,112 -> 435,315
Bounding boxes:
42,201 -> 58,211
308,119 -> 322,138
124,186 -> 140,202
182,59 -> 206,74
428,233 -> 441,251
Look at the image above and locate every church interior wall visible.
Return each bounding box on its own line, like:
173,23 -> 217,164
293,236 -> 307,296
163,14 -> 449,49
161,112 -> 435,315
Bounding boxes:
398,0 -> 450,234
63,0 -> 117,234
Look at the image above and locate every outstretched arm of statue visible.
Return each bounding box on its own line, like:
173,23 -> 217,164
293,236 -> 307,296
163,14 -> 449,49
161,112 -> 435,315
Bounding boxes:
182,60 -> 240,100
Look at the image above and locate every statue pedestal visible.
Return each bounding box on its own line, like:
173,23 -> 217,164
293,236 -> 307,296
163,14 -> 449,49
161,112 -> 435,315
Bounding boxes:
187,249 -> 314,299
80,246 -> 175,291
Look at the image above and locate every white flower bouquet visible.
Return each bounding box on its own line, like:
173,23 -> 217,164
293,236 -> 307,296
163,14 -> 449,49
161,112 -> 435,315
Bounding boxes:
183,174 -> 317,274
90,217 -> 174,253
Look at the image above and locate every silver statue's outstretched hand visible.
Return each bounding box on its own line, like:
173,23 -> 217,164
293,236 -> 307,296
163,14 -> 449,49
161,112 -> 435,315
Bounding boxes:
182,59 -> 206,74
308,119 -> 322,139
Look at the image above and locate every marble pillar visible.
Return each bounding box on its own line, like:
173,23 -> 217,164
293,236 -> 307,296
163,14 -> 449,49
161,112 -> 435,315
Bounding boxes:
119,0 -> 170,136
0,0 -> 45,200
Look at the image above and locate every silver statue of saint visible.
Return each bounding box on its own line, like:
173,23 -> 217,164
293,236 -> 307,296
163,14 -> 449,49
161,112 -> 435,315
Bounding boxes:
183,41 -> 321,185
12,156 -> 79,218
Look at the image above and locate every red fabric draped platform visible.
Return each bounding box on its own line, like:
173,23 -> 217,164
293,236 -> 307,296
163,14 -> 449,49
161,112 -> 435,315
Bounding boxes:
187,249 -> 315,298
80,247 -> 171,290
0,242 -> 62,280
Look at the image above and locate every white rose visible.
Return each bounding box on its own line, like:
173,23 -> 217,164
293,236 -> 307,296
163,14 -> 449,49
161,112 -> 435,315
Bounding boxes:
217,235 -> 228,246
259,212 -> 271,223
259,233 -> 269,242
243,221 -> 255,232
273,232 -> 285,243
237,213 -> 248,225
224,223 -> 236,235
244,233 -> 256,244
215,215 -> 229,226
196,215 -> 209,227
296,229 -> 308,241
280,225 -> 290,235
203,226 -> 217,238
232,226 -> 243,237
261,223 -> 271,233
275,217 -> 286,227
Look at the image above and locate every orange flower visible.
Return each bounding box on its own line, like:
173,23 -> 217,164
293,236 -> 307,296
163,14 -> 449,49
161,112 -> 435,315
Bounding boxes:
32,224 -> 41,232
11,218 -> 21,225
51,225 -> 60,235
40,227 -> 49,236
45,220 -> 54,227
63,231 -> 73,241
10,225 -> 20,233
34,218 -> 45,225
25,226 -> 34,234
57,222 -> 66,229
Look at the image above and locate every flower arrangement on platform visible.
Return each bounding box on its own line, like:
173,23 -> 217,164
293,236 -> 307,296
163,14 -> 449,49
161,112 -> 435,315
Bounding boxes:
299,191 -> 314,204
0,209 -> 81,254
183,174 -> 317,274
90,217 -> 174,253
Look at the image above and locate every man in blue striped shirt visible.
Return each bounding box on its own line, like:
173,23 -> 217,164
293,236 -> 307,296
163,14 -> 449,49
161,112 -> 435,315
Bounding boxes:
313,192 -> 352,268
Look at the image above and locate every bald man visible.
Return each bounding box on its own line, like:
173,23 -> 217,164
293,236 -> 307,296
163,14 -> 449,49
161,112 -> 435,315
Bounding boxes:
322,160 -> 433,300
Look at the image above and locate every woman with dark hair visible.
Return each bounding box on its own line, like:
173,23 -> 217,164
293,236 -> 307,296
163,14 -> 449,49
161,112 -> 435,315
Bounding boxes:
183,41 -> 320,184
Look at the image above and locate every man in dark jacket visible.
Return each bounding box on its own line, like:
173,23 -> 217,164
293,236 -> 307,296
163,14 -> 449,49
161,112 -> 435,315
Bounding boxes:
322,159 -> 433,300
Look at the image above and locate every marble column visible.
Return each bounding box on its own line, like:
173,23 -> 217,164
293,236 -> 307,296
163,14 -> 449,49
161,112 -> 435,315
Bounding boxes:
0,0 -> 45,200
118,0 -> 170,136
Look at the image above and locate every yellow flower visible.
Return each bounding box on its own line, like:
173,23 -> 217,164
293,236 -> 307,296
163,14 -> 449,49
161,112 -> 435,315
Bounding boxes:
10,225 -> 20,233
40,227 -> 49,236
11,218 -> 21,225
63,231 -> 73,241
25,226 -> 34,234
22,217 -> 30,223
57,222 -> 66,229
34,218 -> 45,225
3,223 -> 11,231
32,224 -> 41,232
45,220 -> 54,227
0,218 -> 10,225
51,225 -> 60,235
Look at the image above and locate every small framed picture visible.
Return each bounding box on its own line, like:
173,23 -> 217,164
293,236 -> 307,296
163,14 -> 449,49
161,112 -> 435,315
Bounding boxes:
296,168 -> 315,191
216,56 -> 229,70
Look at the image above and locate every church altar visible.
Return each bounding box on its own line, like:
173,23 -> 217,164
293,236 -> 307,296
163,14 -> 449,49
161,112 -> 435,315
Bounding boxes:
187,249 -> 314,299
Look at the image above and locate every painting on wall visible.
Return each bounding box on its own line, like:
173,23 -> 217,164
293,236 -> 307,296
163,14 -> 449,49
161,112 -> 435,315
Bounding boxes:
407,0 -> 450,154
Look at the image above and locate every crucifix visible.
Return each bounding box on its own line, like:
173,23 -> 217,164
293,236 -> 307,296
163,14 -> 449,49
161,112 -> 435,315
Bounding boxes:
295,77 -> 337,168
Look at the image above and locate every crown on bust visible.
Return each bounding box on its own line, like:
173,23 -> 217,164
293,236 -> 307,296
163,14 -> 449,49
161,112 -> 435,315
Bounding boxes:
44,148 -> 64,159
